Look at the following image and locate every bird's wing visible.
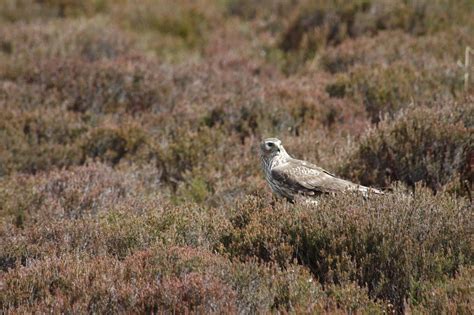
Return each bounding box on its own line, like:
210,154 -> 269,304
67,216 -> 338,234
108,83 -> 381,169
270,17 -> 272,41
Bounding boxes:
271,159 -> 359,194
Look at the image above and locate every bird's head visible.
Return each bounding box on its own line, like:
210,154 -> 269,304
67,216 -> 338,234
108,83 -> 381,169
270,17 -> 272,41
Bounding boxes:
260,138 -> 285,160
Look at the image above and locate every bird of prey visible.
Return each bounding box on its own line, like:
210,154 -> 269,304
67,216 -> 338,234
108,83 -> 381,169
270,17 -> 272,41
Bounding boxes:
260,138 -> 383,202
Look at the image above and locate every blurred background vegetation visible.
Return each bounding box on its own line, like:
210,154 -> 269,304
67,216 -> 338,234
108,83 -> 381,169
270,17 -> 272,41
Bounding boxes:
0,0 -> 473,313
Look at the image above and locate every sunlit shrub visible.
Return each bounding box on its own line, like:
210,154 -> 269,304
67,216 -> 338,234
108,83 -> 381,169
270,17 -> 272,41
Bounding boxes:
0,0 -> 109,22
0,107 -> 85,175
407,266 -> 473,314
219,187 -> 472,312
0,0 -> 472,313
0,18 -> 132,80
273,0 -> 473,72
22,58 -> 169,114
342,100 -> 473,194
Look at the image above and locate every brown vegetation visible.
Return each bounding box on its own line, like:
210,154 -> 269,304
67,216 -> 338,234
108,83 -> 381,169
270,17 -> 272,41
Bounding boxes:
1,0 -> 473,313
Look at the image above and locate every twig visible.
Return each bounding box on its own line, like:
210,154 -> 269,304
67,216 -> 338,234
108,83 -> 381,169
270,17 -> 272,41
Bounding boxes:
457,46 -> 473,92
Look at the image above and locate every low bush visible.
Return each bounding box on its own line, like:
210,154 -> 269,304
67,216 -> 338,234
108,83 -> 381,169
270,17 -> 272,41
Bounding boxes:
110,0 -> 224,60
1,163 -> 471,313
1,0 -> 472,313
407,266 -> 473,314
0,106 -> 161,175
22,58 -> 169,114
320,29 -> 470,75
321,28 -> 468,122
1,236 -> 390,313
276,0 -> 474,71
327,63 -> 455,123
342,100 -> 473,194
0,18 -> 133,80
0,107 -> 86,175
0,0 -> 109,22
219,187 -> 472,312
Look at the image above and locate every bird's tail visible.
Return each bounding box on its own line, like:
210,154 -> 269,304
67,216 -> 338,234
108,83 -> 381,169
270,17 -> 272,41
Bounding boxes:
357,185 -> 384,197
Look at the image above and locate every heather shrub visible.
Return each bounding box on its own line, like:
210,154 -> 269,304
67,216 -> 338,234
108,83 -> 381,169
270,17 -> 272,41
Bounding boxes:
0,245 -> 389,313
0,251 -> 237,313
1,164 -> 230,268
279,0 -> 371,52
82,124 -> 157,165
195,71 -> 368,141
0,163 -> 162,243
0,18 -> 133,80
219,187 -> 472,311
326,63 -> 455,123
320,29 -> 471,74
111,0 -> 224,60
267,74 -> 369,135
222,0 -> 309,25
2,170 -> 470,312
0,0 -> 109,21
0,107 -> 86,175
342,100 -> 473,193
22,58 -> 169,114
0,106 -> 160,175
219,195 -> 295,266
0,164 -> 225,265
276,0 -> 474,71
0,208 -> 166,267
321,28 -> 468,122
1,0 -> 472,313
407,266 -> 473,314
154,125 -> 237,194
0,78 -> 64,112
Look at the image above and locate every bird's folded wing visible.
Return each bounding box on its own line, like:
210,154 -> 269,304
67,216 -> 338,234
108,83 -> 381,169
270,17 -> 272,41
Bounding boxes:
271,160 -> 357,194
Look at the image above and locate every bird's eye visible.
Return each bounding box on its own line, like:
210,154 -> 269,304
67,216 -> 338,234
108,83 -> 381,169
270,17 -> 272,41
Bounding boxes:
267,143 -> 274,147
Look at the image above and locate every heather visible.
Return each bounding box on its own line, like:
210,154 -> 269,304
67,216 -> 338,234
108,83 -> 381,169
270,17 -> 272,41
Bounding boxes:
0,0 -> 473,313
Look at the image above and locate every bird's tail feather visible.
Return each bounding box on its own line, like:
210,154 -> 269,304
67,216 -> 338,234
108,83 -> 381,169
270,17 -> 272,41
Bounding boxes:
357,185 -> 384,197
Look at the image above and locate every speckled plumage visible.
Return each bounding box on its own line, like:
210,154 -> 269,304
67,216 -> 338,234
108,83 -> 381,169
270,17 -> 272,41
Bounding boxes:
260,138 -> 383,202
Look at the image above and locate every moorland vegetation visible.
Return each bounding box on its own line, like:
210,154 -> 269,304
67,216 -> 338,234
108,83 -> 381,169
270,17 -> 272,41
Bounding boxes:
1,0 -> 473,313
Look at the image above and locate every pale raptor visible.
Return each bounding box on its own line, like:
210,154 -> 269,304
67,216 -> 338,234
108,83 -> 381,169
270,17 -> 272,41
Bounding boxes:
260,138 -> 383,202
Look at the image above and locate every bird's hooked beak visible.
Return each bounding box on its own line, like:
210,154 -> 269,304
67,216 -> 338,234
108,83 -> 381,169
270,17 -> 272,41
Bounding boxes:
275,141 -> 284,153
